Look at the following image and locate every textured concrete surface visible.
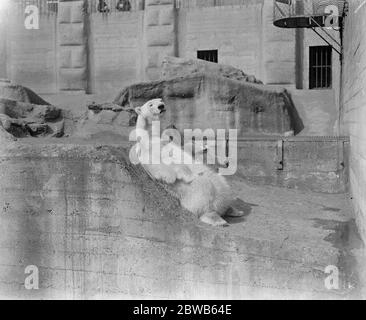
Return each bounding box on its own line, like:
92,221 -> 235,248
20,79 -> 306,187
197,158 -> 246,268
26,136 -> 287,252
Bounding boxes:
236,136 -> 349,193
143,0 -> 177,81
6,14 -> 58,94
0,140 -> 361,299
0,1 -> 337,98
290,90 -> 339,136
89,11 -> 144,94
161,56 -> 262,84
114,74 -> 303,136
58,0 -> 88,92
341,0 -> 366,245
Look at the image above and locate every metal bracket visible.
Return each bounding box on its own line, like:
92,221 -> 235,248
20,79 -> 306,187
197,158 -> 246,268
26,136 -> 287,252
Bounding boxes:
276,139 -> 284,170
310,27 -> 342,56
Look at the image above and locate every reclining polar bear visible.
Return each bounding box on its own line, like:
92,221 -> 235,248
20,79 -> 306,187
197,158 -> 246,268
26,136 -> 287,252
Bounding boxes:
132,98 -> 243,227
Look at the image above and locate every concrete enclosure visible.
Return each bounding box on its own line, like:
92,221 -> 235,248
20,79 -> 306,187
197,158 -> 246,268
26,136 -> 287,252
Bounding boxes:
0,142 -> 358,299
341,1 -> 366,243
0,0 -> 341,136
0,0 -> 364,300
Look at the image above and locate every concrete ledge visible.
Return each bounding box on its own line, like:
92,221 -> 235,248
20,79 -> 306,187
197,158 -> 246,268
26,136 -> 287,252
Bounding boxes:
0,142 -> 359,299
237,136 -> 349,193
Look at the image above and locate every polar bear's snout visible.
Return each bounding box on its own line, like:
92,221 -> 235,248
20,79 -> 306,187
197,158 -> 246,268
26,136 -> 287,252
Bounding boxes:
158,103 -> 166,114
153,99 -> 166,114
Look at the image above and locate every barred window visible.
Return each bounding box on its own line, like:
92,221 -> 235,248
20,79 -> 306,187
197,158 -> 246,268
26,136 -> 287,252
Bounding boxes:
309,46 -> 332,89
197,50 -> 218,63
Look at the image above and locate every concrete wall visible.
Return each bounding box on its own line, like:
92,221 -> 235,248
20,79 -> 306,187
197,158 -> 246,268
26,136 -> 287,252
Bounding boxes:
262,1 -> 296,85
1,1 -> 336,94
0,1 -> 341,137
58,0 -> 88,92
0,10 -> 7,79
177,5 -> 264,79
289,89 -> 338,136
89,12 -> 144,93
177,1 -> 296,84
341,1 -> 366,242
6,14 -> 58,94
237,136 -> 349,193
0,142 -> 351,299
143,0 -> 177,81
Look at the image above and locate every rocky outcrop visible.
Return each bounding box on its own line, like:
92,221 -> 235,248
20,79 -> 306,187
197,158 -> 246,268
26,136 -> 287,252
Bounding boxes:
0,82 -> 65,138
113,73 -> 303,137
73,58 -> 302,139
0,81 -> 50,105
72,102 -> 133,140
161,56 -> 263,84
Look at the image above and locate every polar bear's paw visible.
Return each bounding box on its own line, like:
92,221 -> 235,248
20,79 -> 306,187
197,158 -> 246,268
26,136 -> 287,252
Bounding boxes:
200,212 -> 229,227
175,166 -> 195,184
224,207 -> 245,217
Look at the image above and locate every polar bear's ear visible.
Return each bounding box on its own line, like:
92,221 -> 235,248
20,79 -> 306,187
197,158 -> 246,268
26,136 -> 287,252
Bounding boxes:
135,107 -> 142,115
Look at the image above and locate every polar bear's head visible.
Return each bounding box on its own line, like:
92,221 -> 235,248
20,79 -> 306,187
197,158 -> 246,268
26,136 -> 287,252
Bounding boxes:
135,98 -> 166,122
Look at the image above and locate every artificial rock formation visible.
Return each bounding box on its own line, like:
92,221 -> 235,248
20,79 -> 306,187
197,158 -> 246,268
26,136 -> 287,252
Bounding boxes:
72,102 -> 133,140
161,56 -> 263,84
73,58 -> 303,139
0,81 -> 65,138
114,73 -> 303,137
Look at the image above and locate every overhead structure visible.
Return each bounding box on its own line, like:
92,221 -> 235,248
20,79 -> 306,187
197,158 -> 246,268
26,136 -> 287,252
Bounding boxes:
273,0 -> 347,55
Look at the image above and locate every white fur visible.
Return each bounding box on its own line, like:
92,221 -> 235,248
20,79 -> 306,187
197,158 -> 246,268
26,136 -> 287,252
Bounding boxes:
134,99 -> 237,226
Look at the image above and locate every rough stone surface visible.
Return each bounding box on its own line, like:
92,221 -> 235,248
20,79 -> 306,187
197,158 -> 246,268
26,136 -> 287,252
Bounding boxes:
113,73 -> 303,136
161,56 -> 263,84
72,102 -> 132,140
0,83 -> 65,138
0,142 -> 360,299
0,124 -> 16,141
341,0 -> 366,250
0,82 -> 50,105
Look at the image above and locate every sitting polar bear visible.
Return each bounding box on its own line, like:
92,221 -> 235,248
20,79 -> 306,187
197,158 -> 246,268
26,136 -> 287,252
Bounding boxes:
132,98 -> 244,227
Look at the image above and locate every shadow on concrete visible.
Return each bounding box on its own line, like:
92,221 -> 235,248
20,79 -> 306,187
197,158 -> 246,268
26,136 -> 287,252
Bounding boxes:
225,198 -> 258,224
312,218 -> 364,298
282,89 -> 305,135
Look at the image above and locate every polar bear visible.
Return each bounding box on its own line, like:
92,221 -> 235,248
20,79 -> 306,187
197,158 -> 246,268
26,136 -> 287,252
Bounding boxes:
132,98 -> 244,227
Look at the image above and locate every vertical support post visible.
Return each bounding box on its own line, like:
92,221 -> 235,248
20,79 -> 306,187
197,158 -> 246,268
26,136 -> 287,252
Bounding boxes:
295,0 -> 304,89
0,3 -> 8,80
276,139 -> 284,170
143,0 -> 178,81
57,0 -> 88,92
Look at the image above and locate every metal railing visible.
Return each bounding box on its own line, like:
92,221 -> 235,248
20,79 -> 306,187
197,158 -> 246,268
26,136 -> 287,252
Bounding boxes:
10,0 -> 144,15
9,0 -> 291,16
11,0 -> 58,15
175,0 -> 254,9
88,0 -> 144,13
90,0 -> 253,12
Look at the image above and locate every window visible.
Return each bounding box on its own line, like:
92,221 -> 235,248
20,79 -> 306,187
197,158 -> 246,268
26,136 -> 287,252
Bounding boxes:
47,0 -> 59,13
197,50 -> 218,63
309,46 -> 332,89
